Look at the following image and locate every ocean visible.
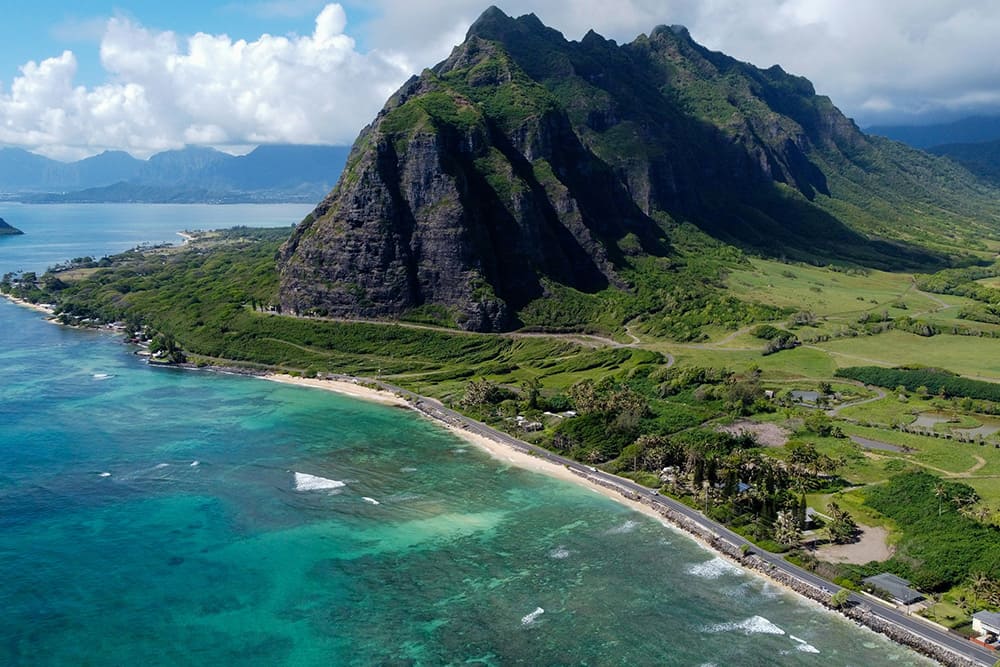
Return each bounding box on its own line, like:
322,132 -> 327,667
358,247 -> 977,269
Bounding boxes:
0,204 -> 931,665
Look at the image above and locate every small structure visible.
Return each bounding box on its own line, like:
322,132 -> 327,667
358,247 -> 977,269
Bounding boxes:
764,390 -> 775,400
790,390 -> 820,404
862,573 -> 924,605
973,610 -> 1000,636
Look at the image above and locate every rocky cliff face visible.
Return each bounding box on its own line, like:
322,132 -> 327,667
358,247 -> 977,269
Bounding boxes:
278,7 -> 994,331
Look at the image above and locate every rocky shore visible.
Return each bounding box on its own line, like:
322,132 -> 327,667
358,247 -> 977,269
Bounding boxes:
574,470 -> 982,667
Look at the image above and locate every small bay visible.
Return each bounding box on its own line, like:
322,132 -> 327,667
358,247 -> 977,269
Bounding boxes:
0,205 -> 930,665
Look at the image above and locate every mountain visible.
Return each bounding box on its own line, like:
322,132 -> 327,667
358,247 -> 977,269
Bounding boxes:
278,7 -> 1000,332
0,217 -> 22,235
929,140 -> 1000,186
0,145 -> 350,202
868,115 -> 1000,149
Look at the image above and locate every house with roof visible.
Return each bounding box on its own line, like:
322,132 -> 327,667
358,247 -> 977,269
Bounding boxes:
973,610 -> 1000,637
862,573 -> 924,605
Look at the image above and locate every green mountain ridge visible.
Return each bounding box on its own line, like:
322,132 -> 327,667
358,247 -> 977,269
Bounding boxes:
278,7 -> 1000,332
929,139 -> 1000,187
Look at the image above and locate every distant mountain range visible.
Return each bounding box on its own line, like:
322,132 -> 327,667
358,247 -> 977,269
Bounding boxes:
867,115 -> 1000,149
929,139 -> 1000,187
0,145 -> 350,203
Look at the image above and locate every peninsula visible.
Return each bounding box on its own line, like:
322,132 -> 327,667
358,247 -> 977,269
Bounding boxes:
0,217 -> 23,235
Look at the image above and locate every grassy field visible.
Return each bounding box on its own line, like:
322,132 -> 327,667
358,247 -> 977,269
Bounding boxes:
726,259 -> 937,316
815,330 -> 1000,379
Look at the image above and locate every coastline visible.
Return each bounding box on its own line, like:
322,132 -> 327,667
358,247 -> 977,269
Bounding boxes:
262,370 -> 980,667
264,373 -> 671,526
2,294 -> 55,315
0,295 -> 982,665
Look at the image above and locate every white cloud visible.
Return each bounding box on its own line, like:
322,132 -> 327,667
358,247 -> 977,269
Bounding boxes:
0,3 -> 410,159
5,0 -> 1000,159
355,0 -> 1000,126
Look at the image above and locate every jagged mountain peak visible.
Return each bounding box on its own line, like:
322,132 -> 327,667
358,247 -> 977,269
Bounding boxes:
278,11 -> 997,333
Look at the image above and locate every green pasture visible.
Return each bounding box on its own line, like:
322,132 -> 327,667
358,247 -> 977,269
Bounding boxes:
816,331 -> 1000,380
725,259 -> 935,317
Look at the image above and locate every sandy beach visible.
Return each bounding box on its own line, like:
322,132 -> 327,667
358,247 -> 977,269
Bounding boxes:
263,373 -> 672,526
266,374 -> 410,407
1,294 -> 55,315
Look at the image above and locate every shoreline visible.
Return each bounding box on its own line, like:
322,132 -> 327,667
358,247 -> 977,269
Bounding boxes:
0,296 -> 982,666
262,370 -> 979,667
2,293 -> 55,315
264,373 -> 671,525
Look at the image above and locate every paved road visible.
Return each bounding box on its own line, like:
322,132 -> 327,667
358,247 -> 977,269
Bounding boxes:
827,385 -> 888,416
370,379 -> 997,667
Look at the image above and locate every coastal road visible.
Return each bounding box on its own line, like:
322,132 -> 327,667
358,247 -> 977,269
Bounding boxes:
369,380 -> 997,667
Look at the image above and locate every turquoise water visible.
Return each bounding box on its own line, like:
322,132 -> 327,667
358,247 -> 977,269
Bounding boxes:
0,206 -> 930,665
0,203 -> 312,274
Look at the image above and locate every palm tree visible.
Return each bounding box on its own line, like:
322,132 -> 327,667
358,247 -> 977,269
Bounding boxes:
773,510 -> 802,548
934,482 -> 948,516
970,572 -> 991,606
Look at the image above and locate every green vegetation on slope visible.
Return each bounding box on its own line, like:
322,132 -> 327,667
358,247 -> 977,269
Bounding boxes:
836,367 -> 1000,402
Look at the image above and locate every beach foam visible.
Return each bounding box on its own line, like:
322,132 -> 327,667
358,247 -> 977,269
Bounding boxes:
607,519 -> 638,534
790,636 -> 820,653
521,607 -> 544,626
294,472 -> 346,492
687,556 -> 745,579
548,546 -> 571,560
707,615 -> 785,636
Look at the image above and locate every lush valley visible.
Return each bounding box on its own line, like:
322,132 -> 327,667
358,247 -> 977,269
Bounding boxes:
8,4 -> 1000,644
9,221 -> 1000,633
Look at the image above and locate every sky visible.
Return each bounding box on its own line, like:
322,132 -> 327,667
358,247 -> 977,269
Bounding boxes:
1,1 -> 998,160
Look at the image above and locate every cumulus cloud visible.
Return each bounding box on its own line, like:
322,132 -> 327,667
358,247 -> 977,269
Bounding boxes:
356,0 -> 1000,126
4,0 -> 999,158
0,3 -> 411,159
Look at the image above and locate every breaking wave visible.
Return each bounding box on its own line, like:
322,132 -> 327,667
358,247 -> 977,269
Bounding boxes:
687,556 -> 744,579
521,607 -> 544,626
548,546 -> 571,559
362,496 -> 380,505
706,615 -> 784,636
293,472 -> 346,492
607,520 -> 638,534
791,635 -> 820,654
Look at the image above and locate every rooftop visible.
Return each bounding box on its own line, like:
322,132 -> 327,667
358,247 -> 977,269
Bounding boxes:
862,573 -> 924,604
973,610 -> 1000,629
